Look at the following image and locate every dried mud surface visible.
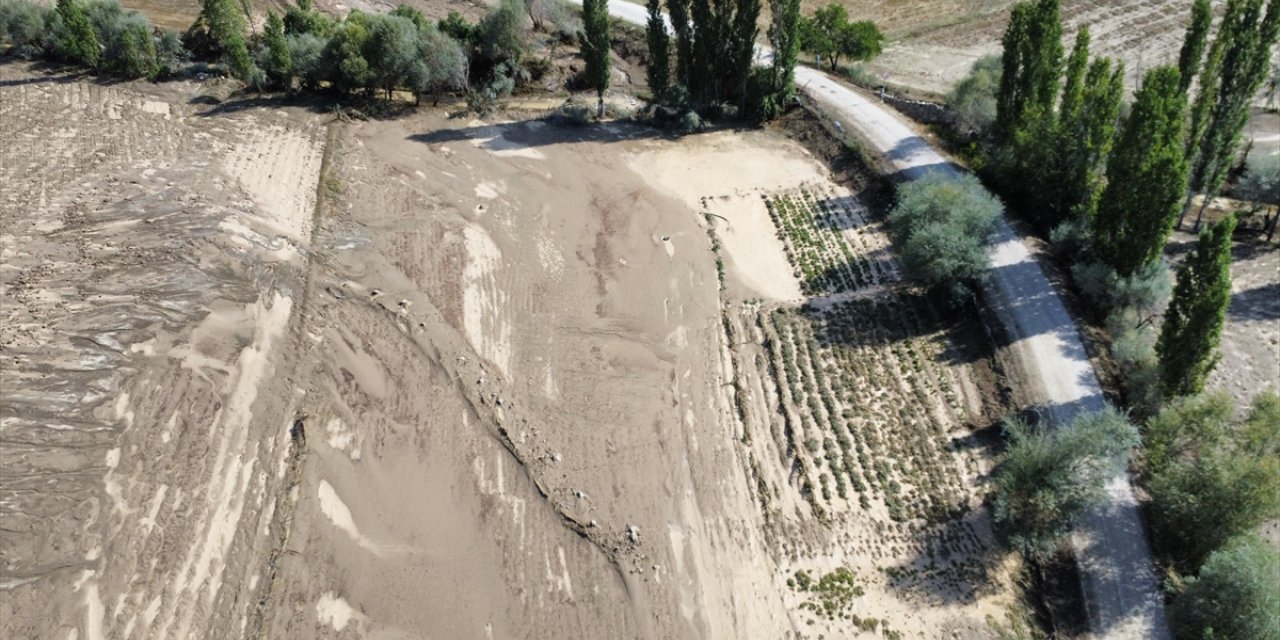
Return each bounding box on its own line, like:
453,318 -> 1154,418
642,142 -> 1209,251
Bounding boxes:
1,62 -> 1019,639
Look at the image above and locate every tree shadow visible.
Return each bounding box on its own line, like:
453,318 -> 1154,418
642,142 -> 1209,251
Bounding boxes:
1229,281 -> 1280,322
807,287 -> 996,368
880,506 -> 1005,607
0,60 -> 98,88
406,118 -> 691,151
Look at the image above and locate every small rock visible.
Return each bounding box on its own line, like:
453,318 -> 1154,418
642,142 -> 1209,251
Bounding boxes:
626,525 -> 640,544
550,452 -> 562,463
589,519 -> 598,528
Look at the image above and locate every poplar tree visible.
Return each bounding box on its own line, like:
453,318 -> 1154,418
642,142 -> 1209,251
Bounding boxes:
687,0 -> 719,106
767,0 -> 801,100
581,0 -> 611,117
55,0 -> 100,68
1177,0 -> 1212,93
645,0 -> 669,101
263,11 -> 293,89
729,0 -> 761,111
1157,216 -> 1235,399
1095,66 -> 1188,276
1184,0 -> 1280,229
1023,0 -> 1063,114
1058,27 -> 1090,125
995,0 -> 1063,139
1069,58 -> 1124,219
995,3 -> 1032,138
667,0 -> 692,91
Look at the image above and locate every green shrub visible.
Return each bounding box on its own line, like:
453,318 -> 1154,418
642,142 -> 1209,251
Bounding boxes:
946,55 -> 1001,135
993,407 -> 1139,560
0,0 -> 51,54
1169,536 -> 1280,640
889,171 -> 1002,295
1146,391 -> 1280,572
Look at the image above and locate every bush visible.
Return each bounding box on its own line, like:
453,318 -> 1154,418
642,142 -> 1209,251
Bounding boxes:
438,10 -> 477,46
1071,258 -> 1170,324
947,55 -> 1001,135
0,0 -> 51,54
889,171 -> 1002,295
993,406 -> 1139,561
1145,392 -> 1280,572
467,60 -> 517,113
87,2 -> 160,78
549,101 -> 592,125
1049,218 -> 1092,260
156,28 -> 189,73
1169,536 -> 1280,640
676,109 -> 703,134
479,0 -> 527,65
285,32 -> 324,89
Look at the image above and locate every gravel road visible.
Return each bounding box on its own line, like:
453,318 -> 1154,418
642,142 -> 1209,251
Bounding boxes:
585,2 -> 1173,636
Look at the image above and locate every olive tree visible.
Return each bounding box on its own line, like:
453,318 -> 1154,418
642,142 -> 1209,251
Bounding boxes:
1169,536 -> 1280,640
889,172 -> 1003,296
993,406 -> 1139,561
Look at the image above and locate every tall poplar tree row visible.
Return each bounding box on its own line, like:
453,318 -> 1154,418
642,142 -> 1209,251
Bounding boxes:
994,0 -> 1063,140
662,0 -> 760,110
1182,0 -> 1280,229
1157,216 -> 1235,398
993,0 -> 1121,227
1094,66 -> 1189,277
1057,40 -> 1124,221
1176,0 -> 1212,92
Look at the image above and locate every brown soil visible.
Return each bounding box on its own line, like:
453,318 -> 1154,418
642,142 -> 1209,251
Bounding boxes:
1,60 -> 1026,639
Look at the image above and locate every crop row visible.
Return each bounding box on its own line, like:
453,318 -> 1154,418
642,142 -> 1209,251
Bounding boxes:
759,298 -> 970,525
764,185 -> 898,296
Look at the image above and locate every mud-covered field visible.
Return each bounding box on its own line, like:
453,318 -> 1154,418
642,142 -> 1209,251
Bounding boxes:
0,62 -> 1027,639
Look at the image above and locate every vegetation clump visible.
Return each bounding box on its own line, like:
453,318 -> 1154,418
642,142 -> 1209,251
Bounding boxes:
888,172 -> 1002,297
992,407 -> 1138,561
1143,391 -> 1280,573
1168,536 -> 1280,640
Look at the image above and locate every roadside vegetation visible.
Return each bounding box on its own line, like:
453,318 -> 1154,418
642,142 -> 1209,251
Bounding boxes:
888,172 -> 1001,300
0,0 -> 893,126
933,0 -> 1280,635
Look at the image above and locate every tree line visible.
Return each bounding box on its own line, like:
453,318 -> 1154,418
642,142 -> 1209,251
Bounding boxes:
949,2 -> 1280,636
0,0 -> 613,113
642,0 -> 880,122
946,0 -> 1278,409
